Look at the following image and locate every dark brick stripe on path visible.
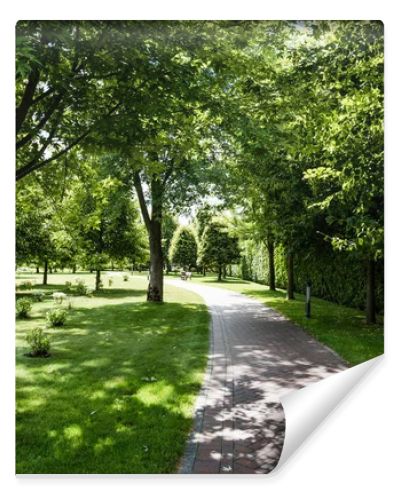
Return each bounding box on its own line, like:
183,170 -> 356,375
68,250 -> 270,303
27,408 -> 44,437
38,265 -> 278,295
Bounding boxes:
166,280 -> 347,474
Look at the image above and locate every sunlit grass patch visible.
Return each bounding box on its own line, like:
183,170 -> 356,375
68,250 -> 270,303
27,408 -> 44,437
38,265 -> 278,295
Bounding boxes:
16,272 -> 209,473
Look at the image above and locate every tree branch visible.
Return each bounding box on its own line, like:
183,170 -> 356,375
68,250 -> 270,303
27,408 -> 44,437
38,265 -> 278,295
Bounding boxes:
31,87 -> 55,105
16,102 -> 122,181
16,92 -> 65,150
162,163 -> 174,186
16,67 -> 40,134
133,172 -> 151,231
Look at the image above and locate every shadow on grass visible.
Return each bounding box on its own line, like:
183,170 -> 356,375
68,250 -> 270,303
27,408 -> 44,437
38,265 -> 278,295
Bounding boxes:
16,299 -> 209,474
92,288 -> 146,299
195,277 -> 251,285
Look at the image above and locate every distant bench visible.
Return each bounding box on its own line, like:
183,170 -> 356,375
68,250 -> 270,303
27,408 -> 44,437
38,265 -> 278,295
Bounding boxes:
180,271 -> 192,281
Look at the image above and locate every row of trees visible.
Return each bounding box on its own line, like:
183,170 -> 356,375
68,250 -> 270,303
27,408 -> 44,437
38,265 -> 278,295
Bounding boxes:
169,220 -> 240,280
16,154 -> 148,290
16,21 -> 383,322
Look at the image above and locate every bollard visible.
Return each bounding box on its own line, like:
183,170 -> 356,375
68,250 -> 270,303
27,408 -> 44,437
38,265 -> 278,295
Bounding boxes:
305,281 -> 311,319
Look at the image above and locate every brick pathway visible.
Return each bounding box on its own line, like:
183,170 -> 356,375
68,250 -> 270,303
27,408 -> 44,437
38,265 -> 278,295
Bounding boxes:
167,280 -> 347,475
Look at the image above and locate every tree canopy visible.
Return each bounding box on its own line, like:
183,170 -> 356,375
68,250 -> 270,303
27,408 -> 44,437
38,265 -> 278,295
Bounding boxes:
15,20 -> 383,321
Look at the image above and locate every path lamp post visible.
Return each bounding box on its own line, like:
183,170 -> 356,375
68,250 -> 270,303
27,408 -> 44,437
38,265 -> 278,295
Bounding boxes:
305,281 -> 312,319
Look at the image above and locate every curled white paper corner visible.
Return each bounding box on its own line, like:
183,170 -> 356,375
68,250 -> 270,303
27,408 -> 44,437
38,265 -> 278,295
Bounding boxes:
275,354 -> 383,471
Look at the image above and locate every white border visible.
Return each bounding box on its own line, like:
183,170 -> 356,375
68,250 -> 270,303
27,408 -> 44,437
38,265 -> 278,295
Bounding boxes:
1,2 -> 398,499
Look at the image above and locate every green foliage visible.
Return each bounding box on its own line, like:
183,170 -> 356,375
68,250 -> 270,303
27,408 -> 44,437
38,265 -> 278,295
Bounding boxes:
233,240 -> 384,313
191,275 -> 383,366
169,226 -> 198,270
46,308 -> 67,327
16,273 -> 209,473
64,281 -> 72,292
26,327 -> 51,357
16,298 -> 33,319
17,280 -> 34,291
15,20 -> 383,314
32,291 -> 45,302
75,280 -> 88,296
162,214 -> 178,273
199,222 -> 241,279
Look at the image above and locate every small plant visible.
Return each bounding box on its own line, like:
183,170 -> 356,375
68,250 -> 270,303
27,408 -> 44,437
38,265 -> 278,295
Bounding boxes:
108,278 -> 113,287
64,280 -> 72,292
18,280 -> 33,291
32,290 -> 44,302
16,298 -> 33,318
123,274 -> 129,282
47,308 -> 67,327
75,279 -> 88,295
26,327 -> 50,357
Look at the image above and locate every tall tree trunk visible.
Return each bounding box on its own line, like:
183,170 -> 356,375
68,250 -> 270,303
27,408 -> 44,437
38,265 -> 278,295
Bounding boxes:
147,218 -> 163,301
148,177 -> 164,302
366,258 -> 376,324
95,269 -> 101,291
267,239 -> 276,291
222,265 -> 227,279
203,265 -> 206,277
72,264 -> 77,273
43,259 -> 48,285
217,265 -> 222,282
287,252 -> 294,300
134,172 -> 164,302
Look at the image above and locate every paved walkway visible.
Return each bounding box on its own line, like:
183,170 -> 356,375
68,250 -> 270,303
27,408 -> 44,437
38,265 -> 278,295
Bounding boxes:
166,279 -> 347,474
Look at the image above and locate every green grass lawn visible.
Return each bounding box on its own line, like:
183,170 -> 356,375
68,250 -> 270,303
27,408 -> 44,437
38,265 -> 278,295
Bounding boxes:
16,272 -> 209,474
167,272 -> 384,367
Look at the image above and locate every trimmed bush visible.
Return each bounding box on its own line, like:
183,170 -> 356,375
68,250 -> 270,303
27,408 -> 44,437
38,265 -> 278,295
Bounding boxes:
47,308 -> 67,327
17,280 -> 34,291
26,327 -> 50,357
16,298 -> 33,319
75,279 -> 88,296
32,291 -> 45,302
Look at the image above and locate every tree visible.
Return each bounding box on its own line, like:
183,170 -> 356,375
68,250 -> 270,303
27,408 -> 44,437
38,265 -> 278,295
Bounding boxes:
169,227 -> 198,271
300,21 -> 384,322
65,155 -> 145,290
16,177 -> 60,284
162,214 -> 178,274
199,222 -> 241,281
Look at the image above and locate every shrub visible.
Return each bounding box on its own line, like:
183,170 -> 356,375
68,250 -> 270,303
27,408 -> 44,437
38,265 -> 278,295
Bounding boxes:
32,290 -> 44,302
123,274 -> 129,282
64,280 -> 72,292
18,280 -> 33,291
26,327 -> 50,357
75,279 -> 88,295
47,308 -> 67,327
16,298 -> 33,318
